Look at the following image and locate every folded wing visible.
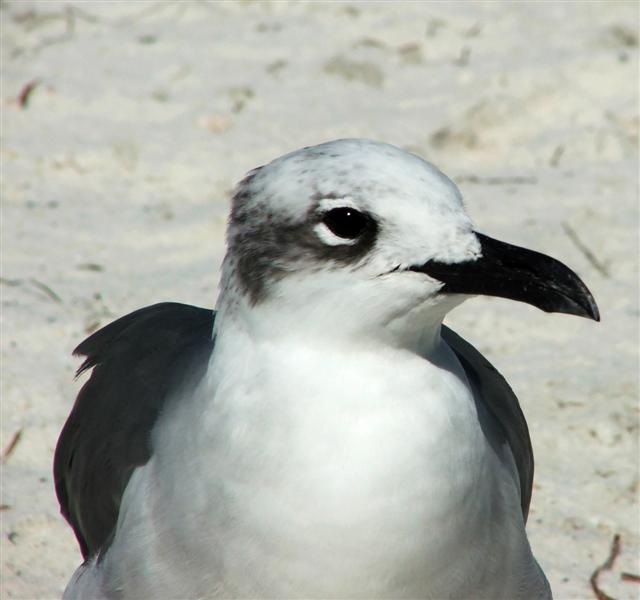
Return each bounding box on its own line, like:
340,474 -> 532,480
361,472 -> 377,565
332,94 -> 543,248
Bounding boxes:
442,325 -> 534,522
53,303 -> 215,559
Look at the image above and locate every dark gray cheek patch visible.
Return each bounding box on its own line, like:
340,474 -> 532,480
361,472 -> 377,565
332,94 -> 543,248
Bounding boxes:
228,188 -> 378,305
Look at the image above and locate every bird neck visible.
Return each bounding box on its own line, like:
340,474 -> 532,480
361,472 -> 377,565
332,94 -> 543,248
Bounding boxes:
215,296 -> 446,363
214,255 -> 460,358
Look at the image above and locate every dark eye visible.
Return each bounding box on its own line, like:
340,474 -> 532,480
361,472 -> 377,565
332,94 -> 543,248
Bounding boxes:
322,207 -> 369,239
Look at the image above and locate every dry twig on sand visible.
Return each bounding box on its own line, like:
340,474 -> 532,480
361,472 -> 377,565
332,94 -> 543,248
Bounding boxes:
562,222 -> 610,278
1,429 -> 23,464
590,533 -> 621,600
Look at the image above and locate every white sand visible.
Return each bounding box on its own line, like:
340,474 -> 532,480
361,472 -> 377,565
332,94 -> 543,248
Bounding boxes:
2,1 -> 638,598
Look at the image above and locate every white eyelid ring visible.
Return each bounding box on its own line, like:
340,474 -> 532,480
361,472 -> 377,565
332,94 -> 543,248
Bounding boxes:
316,196 -> 359,212
313,197 -> 362,246
313,222 -> 359,246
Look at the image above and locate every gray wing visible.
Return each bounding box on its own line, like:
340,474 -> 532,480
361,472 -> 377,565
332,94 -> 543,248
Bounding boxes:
441,325 -> 534,522
54,302 -> 216,560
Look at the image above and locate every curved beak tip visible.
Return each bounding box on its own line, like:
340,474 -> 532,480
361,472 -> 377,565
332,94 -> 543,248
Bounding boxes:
585,298 -> 601,322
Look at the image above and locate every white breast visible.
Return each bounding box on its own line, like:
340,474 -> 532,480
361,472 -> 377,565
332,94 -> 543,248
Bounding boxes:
94,330 -> 546,599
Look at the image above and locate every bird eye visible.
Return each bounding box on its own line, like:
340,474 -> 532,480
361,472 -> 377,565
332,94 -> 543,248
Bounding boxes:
321,207 -> 369,240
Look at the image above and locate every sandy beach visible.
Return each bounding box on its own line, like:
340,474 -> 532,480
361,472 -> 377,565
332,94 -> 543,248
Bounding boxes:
2,1 -> 638,598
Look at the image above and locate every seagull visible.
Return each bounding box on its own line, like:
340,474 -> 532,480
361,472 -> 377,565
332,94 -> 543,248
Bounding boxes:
55,139 -> 599,599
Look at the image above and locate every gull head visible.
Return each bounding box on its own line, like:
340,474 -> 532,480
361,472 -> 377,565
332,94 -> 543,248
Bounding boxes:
219,139 -> 598,345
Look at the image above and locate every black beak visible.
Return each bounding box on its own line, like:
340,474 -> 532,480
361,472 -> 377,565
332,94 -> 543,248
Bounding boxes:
412,232 -> 600,321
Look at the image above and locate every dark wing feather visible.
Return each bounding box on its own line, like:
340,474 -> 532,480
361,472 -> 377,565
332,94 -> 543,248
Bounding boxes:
53,302 -> 215,559
441,325 -> 534,522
